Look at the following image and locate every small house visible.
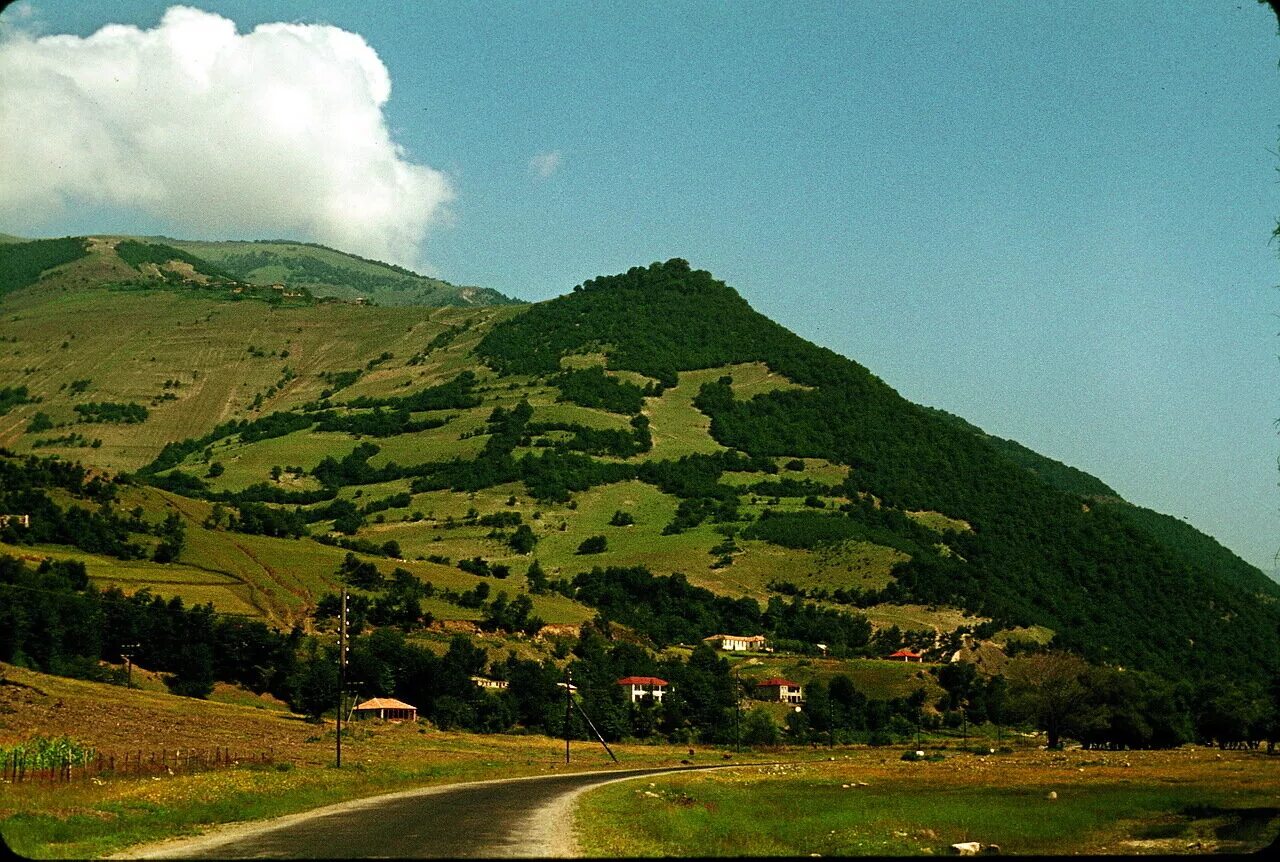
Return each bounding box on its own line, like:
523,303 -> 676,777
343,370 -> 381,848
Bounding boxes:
352,697 -> 417,722
471,676 -> 509,691
616,676 -> 668,703
703,634 -> 767,652
888,649 -> 924,663
756,678 -> 804,704
0,514 -> 31,529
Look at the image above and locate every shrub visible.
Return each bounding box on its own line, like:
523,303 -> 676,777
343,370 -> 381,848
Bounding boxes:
576,535 -> 607,555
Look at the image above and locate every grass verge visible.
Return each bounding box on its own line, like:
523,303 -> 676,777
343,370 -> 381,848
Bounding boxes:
574,748 -> 1280,856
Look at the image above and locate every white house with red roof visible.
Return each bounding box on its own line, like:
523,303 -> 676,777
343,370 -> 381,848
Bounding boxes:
756,678 -> 804,704
616,676 -> 669,703
887,648 -> 925,663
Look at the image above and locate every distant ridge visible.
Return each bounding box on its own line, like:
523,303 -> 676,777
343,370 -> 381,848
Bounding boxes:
161,236 -> 518,307
0,233 -> 516,308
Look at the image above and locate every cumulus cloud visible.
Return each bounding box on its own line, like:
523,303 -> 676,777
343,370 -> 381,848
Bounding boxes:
0,6 -> 450,268
528,150 -> 563,180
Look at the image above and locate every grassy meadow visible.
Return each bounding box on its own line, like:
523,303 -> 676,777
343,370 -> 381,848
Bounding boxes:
575,748 -> 1280,856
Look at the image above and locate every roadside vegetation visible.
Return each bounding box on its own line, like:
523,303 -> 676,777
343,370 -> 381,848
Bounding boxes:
575,750 -> 1280,856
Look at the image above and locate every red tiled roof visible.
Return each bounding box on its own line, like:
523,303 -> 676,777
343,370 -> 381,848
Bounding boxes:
354,697 -> 417,710
888,649 -> 923,658
616,676 -> 669,686
757,678 -> 800,688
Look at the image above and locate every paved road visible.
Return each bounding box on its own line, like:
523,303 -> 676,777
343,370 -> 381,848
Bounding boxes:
131,764 -> 734,859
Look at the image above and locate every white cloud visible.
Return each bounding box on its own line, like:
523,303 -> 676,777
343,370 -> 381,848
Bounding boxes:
528,150 -> 563,180
0,6 -> 450,269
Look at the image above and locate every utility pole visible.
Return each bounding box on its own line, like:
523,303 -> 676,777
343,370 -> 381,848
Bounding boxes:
829,695 -> 835,749
121,643 -> 139,689
337,589 -> 347,769
564,667 -> 572,764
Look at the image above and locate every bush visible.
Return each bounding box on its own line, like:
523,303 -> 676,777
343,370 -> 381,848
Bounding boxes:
576,535 -> 607,555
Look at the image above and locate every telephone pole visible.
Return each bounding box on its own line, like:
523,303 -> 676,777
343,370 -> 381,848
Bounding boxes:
121,643 -> 139,689
337,589 -> 348,769
564,667 -> 572,764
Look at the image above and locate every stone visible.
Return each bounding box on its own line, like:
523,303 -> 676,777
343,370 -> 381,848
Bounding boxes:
951,842 -> 982,856
1047,791 -> 1057,800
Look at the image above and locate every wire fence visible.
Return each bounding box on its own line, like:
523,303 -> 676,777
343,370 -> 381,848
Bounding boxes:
1,743 -> 278,783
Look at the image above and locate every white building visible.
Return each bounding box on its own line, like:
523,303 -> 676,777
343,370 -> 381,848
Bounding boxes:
702,634 -> 767,652
616,676 -> 669,703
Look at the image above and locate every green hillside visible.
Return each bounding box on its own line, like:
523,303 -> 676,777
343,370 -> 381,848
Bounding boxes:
162,238 -> 517,307
0,255 -> 1274,692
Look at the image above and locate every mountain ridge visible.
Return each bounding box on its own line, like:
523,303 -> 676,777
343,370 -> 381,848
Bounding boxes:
0,252 -> 1273,689
0,234 -> 519,308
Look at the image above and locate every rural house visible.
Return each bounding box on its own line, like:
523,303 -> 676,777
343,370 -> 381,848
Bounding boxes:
756,678 -> 804,704
0,514 -> 30,528
887,648 -> 925,663
616,676 -> 668,703
702,634 -> 767,652
352,697 -> 418,722
470,676 -> 509,691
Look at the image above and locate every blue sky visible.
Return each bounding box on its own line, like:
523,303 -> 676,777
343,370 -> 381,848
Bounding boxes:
3,1 -> 1278,573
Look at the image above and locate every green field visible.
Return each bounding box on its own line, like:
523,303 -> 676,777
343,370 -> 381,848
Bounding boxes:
575,754 -> 1280,856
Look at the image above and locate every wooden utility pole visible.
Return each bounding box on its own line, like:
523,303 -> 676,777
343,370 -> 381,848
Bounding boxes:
337,589 -> 347,769
121,643 -> 139,689
564,667 -> 572,764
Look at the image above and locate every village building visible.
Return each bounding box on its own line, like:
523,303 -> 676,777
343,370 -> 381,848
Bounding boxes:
470,676 -> 509,691
756,678 -> 804,704
702,634 -> 767,652
351,697 -> 418,722
616,676 -> 668,703
887,648 -> 925,663
0,514 -> 31,529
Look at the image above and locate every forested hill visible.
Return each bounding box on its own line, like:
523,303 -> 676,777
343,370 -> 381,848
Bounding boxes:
478,259 -> 1280,680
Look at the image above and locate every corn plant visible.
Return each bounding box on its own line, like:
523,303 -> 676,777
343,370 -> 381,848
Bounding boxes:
0,736 -> 96,771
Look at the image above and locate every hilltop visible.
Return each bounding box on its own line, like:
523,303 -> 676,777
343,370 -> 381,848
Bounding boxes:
0,234 -> 516,308
0,253 -> 1275,690
160,237 -> 516,307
